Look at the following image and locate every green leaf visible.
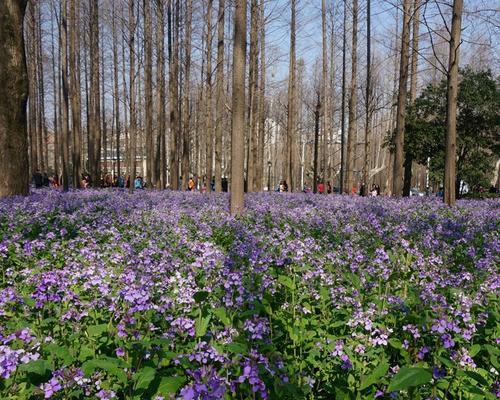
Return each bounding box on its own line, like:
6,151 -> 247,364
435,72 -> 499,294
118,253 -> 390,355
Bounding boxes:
389,339 -> 403,349
193,291 -> 210,303
87,323 -> 108,337
81,357 -> 128,384
469,344 -> 481,357
463,370 -> 489,387
226,342 -> 248,354
387,367 -> 432,392
78,346 -> 94,362
18,359 -> 51,377
195,315 -> 211,337
360,361 -> 389,390
44,343 -> 74,365
212,307 -> 231,326
278,274 -> 295,290
156,376 -> 186,395
134,366 -> 156,392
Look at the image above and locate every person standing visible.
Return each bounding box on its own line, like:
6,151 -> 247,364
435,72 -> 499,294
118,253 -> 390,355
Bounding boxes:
32,170 -> 43,188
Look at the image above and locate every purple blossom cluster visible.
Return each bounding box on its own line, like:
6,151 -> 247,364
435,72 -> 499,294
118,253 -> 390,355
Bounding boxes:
0,189 -> 498,399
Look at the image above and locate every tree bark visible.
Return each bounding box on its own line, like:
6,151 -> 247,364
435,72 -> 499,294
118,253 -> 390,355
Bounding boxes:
144,0 -> 154,187
214,0 -> 225,193
168,0 -> 180,189
181,0 -> 193,191
392,0 -> 411,196
346,0 -> 358,194
112,0 -> 121,178
128,0 -> 137,192
256,0 -> 265,192
230,0 -> 247,216
444,0 -> 463,206
321,0 -> 329,191
157,0 -> 166,188
363,0 -> 372,190
286,0 -> 297,191
339,0 -> 347,194
0,0 -> 29,197
60,0 -> 70,191
89,0 -> 101,186
70,0 -> 82,188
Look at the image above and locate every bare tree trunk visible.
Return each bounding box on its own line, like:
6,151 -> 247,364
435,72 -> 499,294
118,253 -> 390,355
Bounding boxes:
363,0 -> 372,190
143,0 -> 154,187
60,0 -> 70,191
339,0 -> 347,194
286,0 -> 297,191
112,0 -> 121,178
256,0 -> 266,191
247,0 -> 259,192
214,0 -> 225,193
181,0 -> 193,191
35,2 -> 46,173
168,0 -> 180,190
403,0 -> 420,196
321,0 -> 329,191
129,0 -> 137,192
0,0 -> 29,197
70,0 -> 82,188
157,0 -> 166,189
27,3 -> 37,174
444,0 -> 463,206
230,0 -> 247,216
50,3 -> 59,177
392,0 -> 411,196
88,0 -> 101,186
346,0 -> 358,194
204,0 -> 214,192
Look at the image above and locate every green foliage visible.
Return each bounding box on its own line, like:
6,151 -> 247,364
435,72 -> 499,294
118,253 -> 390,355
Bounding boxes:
403,68 -> 499,188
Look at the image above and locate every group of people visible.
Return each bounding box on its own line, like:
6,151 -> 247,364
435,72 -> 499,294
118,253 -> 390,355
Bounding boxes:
32,170 -> 60,188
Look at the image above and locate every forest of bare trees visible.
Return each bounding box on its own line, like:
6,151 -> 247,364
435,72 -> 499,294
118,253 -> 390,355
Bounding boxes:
1,0 -> 499,208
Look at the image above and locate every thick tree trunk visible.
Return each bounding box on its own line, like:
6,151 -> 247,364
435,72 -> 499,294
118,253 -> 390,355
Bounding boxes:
128,0 -> 137,192
444,0 -> 463,206
89,0 -> 101,186
214,0 -> 225,193
205,0 -> 214,193
286,0 -> 297,191
112,0 -> 121,178
168,0 -> 180,190
181,0 -> 193,191
392,0 -> 411,196
70,0 -> 82,188
363,0 -> 372,189
321,0 -> 329,191
339,0 -> 347,194
0,0 -> 29,197
346,0 -> 358,194
230,0 -> 247,216
157,0 -> 166,189
256,0 -> 265,192
60,0 -> 70,191
144,0 -> 154,187
50,4 -> 59,177
403,0 -> 420,196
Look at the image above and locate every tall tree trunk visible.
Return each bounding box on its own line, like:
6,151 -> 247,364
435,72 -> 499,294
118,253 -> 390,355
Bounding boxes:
35,2 -> 46,173
256,0 -> 266,191
392,0 -> 411,196
101,34 -> 107,177
321,0 -> 329,191
214,0 -> 225,193
339,0 -> 347,194
444,0 -> 463,206
112,0 -> 121,178
60,0 -> 70,191
181,0 -> 193,191
27,3 -> 37,174
363,0 -> 372,190
0,0 -> 29,197
286,0 -> 297,191
168,0 -> 180,190
247,0 -> 259,192
230,0 -> 247,216
403,0 -> 420,196
157,0 -> 166,188
50,3 -> 59,177
128,0 -> 137,192
70,0 -> 82,188
346,0 -> 358,194
144,0 -> 154,187
204,0 -> 214,192
89,0 -> 101,186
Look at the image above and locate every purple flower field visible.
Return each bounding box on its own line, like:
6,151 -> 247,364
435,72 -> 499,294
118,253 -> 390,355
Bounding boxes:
0,190 -> 498,399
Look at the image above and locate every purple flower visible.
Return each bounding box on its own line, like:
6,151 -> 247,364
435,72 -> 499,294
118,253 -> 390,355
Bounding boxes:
40,378 -> 62,399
